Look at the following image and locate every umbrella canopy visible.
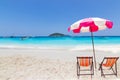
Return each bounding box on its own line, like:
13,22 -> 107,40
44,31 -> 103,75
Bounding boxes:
68,17 -> 113,33
68,17 -> 113,68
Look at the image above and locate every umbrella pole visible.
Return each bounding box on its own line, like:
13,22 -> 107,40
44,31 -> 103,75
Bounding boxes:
91,32 -> 97,69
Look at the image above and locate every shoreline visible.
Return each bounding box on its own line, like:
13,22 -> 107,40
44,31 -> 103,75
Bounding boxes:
0,47 -> 119,61
0,44 -> 120,53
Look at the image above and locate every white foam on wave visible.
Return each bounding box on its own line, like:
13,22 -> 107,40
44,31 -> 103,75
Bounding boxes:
0,45 -> 71,50
69,45 -> 120,53
0,44 -> 120,53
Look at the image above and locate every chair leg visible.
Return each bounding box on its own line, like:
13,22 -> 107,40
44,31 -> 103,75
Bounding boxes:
93,63 -> 94,75
98,64 -> 101,70
99,64 -> 105,77
77,62 -> 80,79
101,67 -> 105,77
77,63 -> 79,77
91,62 -> 94,75
111,63 -> 117,77
115,63 -> 117,77
91,74 -> 92,80
90,62 -> 94,79
91,66 -> 92,78
111,67 -> 116,74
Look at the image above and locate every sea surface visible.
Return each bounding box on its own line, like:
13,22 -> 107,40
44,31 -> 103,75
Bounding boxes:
0,36 -> 120,50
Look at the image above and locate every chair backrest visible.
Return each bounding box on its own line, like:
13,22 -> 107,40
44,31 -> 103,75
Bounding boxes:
77,57 -> 93,67
102,57 -> 119,67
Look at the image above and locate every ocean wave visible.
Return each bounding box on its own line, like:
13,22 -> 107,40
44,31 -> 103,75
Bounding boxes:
0,44 -> 120,53
69,45 -> 120,53
0,45 -> 71,50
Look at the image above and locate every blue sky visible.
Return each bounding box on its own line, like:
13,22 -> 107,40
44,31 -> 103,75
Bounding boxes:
0,0 -> 120,36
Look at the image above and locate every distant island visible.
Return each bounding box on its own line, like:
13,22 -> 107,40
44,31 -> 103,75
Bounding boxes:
49,33 -> 70,37
0,33 -> 70,38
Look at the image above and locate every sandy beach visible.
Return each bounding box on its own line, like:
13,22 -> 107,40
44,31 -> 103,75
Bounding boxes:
0,0 -> 119,80
0,47 -> 120,80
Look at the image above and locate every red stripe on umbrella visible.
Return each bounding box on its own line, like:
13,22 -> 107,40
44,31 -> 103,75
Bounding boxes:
105,20 -> 113,28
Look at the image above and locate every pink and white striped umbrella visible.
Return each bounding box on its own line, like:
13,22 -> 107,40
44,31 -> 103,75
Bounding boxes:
68,17 -> 113,69
68,17 -> 113,33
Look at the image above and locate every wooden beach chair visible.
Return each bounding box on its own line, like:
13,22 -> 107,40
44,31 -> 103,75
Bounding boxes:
99,57 -> 119,77
77,57 -> 94,79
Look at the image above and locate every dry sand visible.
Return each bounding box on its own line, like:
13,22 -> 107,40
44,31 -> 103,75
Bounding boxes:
0,48 -> 120,80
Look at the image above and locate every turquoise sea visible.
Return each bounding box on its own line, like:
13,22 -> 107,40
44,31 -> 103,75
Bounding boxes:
0,36 -> 120,47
